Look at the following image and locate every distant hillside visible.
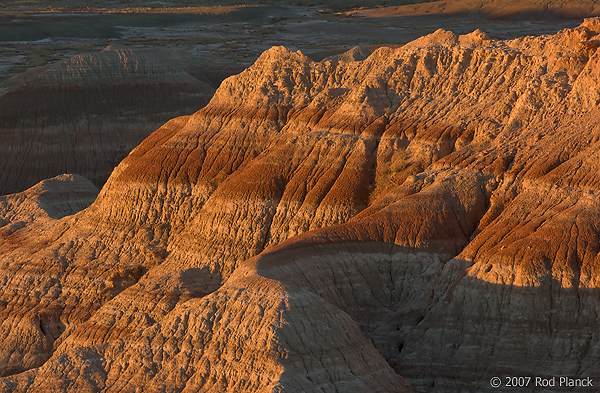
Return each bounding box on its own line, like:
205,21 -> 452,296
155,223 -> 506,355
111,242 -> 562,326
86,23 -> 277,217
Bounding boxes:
2,0 -> 597,14
0,48 -> 214,195
354,0 -> 600,18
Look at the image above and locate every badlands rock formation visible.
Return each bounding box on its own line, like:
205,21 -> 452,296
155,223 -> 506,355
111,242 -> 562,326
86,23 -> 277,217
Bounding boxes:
0,47 -> 214,195
2,18 -> 600,392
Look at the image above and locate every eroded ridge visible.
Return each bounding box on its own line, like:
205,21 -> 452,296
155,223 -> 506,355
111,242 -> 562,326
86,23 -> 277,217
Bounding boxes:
2,19 -> 600,392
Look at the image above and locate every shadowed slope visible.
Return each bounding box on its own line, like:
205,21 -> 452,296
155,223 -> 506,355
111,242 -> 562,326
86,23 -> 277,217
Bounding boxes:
0,48 -> 214,195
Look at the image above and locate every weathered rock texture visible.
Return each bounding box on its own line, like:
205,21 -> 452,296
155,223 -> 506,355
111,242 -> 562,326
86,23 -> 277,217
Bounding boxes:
0,48 -> 215,195
2,18 -> 600,392
0,174 -> 98,376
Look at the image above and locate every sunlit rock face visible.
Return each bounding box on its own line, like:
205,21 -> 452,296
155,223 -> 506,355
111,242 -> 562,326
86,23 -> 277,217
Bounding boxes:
0,47 -> 215,195
2,18 -> 600,392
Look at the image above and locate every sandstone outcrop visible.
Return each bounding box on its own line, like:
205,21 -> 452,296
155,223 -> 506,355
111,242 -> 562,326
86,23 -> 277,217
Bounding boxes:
2,19 -> 600,392
0,48 -> 215,195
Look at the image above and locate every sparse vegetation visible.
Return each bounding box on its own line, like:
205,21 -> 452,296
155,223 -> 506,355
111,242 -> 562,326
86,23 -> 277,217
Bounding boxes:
119,37 -> 187,46
65,40 -> 111,50
0,65 -> 27,81
390,159 -> 408,173
28,48 -> 58,67
368,154 -> 411,203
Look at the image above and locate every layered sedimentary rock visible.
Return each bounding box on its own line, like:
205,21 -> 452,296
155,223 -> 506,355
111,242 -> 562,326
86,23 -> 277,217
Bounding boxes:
0,174 -> 98,376
2,18 -> 600,392
0,48 -> 215,195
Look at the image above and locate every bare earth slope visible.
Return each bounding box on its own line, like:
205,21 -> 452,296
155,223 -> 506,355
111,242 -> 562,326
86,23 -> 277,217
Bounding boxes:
0,48 -> 214,195
354,0 -> 600,19
2,18 -> 600,392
